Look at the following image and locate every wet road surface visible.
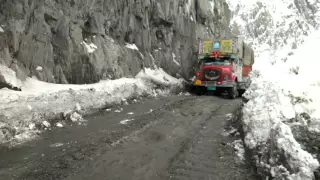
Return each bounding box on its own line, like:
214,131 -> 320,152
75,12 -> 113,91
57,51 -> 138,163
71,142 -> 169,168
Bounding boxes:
0,95 -> 259,180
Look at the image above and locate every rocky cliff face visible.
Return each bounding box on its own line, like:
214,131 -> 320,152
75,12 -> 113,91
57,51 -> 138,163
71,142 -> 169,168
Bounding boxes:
0,0 -> 232,86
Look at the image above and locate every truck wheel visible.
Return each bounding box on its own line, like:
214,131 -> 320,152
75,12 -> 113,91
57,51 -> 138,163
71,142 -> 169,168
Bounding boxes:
238,89 -> 246,97
228,85 -> 238,99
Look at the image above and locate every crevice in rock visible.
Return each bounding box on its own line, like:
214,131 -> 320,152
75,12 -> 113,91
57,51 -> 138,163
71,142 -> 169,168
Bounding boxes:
69,55 -> 100,84
195,0 -> 199,22
44,13 -> 57,27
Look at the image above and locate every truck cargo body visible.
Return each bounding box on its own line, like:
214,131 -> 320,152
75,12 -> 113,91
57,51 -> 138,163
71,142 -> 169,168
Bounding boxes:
197,37 -> 254,66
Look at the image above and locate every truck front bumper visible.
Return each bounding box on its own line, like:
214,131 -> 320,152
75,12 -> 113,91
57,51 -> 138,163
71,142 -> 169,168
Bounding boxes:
193,80 -> 234,88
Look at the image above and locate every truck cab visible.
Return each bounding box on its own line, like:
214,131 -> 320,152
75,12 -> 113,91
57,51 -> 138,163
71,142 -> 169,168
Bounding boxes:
193,38 -> 252,99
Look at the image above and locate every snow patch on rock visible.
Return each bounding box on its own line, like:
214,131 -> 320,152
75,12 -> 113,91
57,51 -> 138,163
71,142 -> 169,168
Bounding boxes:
172,53 -> 180,66
125,43 -> 139,50
209,0 -> 215,12
80,41 -> 98,53
36,66 -> 43,71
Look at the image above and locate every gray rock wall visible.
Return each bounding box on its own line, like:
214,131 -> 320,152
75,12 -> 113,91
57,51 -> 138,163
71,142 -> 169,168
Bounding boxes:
0,0 -> 232,86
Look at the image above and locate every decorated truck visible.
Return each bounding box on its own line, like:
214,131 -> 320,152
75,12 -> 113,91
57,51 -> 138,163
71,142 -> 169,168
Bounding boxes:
193,37 -> 254,99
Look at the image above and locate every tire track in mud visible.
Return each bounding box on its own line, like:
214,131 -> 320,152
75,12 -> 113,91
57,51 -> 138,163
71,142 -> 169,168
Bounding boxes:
164,104 -> 225,175
66,96 -> 229,180
161,102 -> 259,180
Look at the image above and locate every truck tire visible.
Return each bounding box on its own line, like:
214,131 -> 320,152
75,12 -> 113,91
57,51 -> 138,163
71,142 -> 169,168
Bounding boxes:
238,89 -> 246,97
228,85 -> 238,99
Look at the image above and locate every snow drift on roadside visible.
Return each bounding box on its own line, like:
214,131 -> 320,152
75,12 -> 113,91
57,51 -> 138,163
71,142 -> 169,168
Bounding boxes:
0,64 -> 23,88
227,0 -> 320,179
0,67 -> 184,146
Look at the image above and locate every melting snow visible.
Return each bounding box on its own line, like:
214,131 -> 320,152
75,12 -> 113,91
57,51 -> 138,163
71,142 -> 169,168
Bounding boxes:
184,92 -> 191,96
56,123 -> 64,128
229,140 -> 245,161
120,119 -> 134,125
42,121 -> 50,128
50,142 -> 64,148
70,112 -> 82,122
114,108 -> 123,113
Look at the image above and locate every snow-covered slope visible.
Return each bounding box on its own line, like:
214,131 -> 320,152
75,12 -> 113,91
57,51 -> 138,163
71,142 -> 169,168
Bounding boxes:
227,0 -> 320,179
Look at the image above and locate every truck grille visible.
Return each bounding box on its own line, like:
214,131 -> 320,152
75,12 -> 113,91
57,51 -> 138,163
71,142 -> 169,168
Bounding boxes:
204,69 -> 221,81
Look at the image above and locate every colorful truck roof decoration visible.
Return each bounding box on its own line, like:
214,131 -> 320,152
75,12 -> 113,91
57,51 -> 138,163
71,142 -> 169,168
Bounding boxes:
197,38 -> 243,57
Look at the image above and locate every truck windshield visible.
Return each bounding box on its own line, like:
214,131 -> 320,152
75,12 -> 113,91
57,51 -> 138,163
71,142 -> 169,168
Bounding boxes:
203,57 -> 232,66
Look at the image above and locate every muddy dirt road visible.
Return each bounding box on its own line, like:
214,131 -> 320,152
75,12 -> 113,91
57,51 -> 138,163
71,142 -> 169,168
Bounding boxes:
0,95 -> 259,180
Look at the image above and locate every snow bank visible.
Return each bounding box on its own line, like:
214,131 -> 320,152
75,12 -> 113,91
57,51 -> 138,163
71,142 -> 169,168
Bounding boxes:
0,67 -> 184,146
227,0 -> 320,179
229,139 -> 245,161
0,64 -> 23,88
243,71 -> 320,179
136,68 -> 185,92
